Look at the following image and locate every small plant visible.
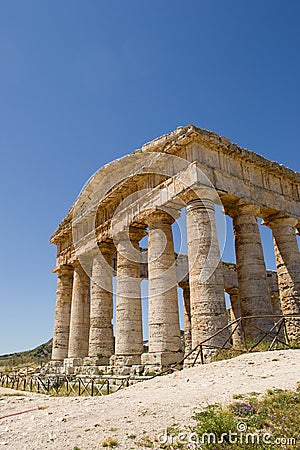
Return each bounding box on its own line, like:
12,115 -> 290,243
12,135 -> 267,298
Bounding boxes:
135,434 -> 154,448
194,403 -> 237,442
191,386 -> 300,449
232,402 -> 255,416
101,437 -> 118,447
232,393 -> 245,399
128,434 -> 136,439
146,371 -> 157,377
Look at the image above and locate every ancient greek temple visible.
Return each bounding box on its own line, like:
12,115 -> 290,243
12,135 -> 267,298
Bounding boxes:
50,125 -> 300,374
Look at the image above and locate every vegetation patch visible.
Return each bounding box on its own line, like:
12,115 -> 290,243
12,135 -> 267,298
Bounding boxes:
0,339 -> 52,372
155,385 -> 300,449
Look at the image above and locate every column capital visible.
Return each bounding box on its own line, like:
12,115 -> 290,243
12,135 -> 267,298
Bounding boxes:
178,280 -> 190,290
70,259 -> 82,268
180,185 -> 218,205
97,241 -> 116,256
225,287 -> 239,296
53,264 -> 74,276
261,213 -> 298,229
186,197 -> 215,213
143,209 -> 177,227
114,225 -> 147,244
224,201 -> 260,218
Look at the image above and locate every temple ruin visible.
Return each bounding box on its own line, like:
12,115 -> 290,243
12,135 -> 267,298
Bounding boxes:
49,125 -> 300,374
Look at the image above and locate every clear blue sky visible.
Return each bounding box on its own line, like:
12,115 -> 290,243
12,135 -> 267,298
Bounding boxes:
0,1 -> 299,354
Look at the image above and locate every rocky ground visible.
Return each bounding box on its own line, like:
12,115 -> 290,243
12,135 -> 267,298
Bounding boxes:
0,350 -> 299,449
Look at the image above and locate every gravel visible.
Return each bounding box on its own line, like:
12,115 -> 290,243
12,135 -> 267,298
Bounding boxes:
0,349 -> 299,449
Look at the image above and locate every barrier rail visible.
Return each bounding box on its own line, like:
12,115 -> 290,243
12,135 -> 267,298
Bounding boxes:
1,315 -> 299,393
171,314 -> 300,370
0,373 -> 151,396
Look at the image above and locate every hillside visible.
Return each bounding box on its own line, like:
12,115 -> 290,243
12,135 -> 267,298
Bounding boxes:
0,339 -> 52,372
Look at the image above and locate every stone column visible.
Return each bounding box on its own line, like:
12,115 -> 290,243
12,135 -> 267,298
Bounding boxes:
142,210 -> 182,367
87,242 -> 115,365
186,197 -> 229,351
179,282 -> 192,354
228,203 -> 273,341
270,293 -> 281,316
67,261 -> 90,362
112,227 -> 145,366
263,215 -> 300,341
51,265 -> 74,362
226,287 -> 244,348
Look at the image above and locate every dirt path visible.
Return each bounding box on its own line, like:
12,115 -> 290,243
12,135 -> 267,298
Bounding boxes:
0,349 -> 299,449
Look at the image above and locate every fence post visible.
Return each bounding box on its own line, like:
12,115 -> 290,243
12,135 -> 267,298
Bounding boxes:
200,345 -> 204,364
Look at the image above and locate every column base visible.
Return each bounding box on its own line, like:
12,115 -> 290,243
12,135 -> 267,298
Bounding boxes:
49,360 -> 64,368
183,347 -> 219,366
110,354 -> 142,366
41,360 -> 64,375
63,357 -> 84,374
83,356 -> 111,366
141,351 -> 183,368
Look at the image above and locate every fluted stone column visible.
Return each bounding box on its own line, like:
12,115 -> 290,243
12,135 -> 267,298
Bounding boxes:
226,287 -> 244,348
142,210 -> 182,367
112,227 -> 145,366
186,197 -> 229,351
228,203 -> 273,340
87,242 -> 115,365
264,216 -> 300,341
181,283 -> 192,354
270,293 -> 282,316
67,262 -> 90,362
51,265 -> 74,362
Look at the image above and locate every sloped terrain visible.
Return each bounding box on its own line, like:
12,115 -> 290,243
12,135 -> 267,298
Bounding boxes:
0,340 -> 52,372
0,349 -> 299,449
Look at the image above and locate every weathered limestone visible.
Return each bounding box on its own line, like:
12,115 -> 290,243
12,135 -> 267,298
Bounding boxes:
179,282 -> 192,354
270,293 -> 281,316
142,210 -> 182,366
87,243 -> 115,364
49,125 -> 300,372
67,262 -> 90,361
112,227 -> 145,366
228,203 -> 273,340
51,265 -> 74,362
186,196 -> 229,350
226,287 -> 245,348
263,215 -> 300,341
